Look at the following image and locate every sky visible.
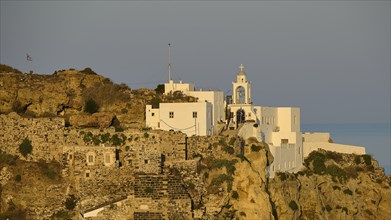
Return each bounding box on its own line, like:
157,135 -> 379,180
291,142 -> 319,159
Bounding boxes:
1,1 -> 390,124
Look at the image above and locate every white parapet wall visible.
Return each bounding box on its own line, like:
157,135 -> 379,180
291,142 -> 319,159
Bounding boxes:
302,132 -> 366,157
303,142 -> 366,157
302,132 -> 330,142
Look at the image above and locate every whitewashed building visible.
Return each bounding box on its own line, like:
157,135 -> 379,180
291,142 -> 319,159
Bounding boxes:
146,102 -> 213,136
146,79 -> 224,136
227,65 -> 304,177
146,64 -> 366,178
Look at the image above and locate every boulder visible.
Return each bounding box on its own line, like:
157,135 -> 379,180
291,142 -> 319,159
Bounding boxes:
69,112 -> 115,128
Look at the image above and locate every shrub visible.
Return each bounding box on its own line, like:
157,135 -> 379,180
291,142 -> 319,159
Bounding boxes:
354,156 -> 361,164
83,132 -> 93,143
187,182 -> 195,190
92,135 -> 101,146
343,189 -> 353,195
84,98 -> 99,114
211,174 -> 233,187
206,158 -> 237,175
289,200 -> 299,211
65,195 -> 77,210
305,151 -> 326,174
232,191 -> 239,200
100,133 -> 111,143
251,144 -> 261,152
332,185 -> 341,190
222,145 -> 234,154
81,67 -> 96,75
363,154 -> 372,165
111,134 -> 124,146
342,207 -> 348,214
325,151 -> 343,163
325,164 -> 347,182
15,174 -> 21,182
145,187 -> 153,193
218,138 -> 227,146
143,132 -> 149,138
19,138 -> 32,157
239,211 -> 246,217
155,84 -> 165,94
150,97 -> 161,109
278,172 -> 288,181
344,166 -> 358,179
229,137 -> 236,145
325,205 -> 332,212
12,100 -> 26,114
0,64 -> 22,73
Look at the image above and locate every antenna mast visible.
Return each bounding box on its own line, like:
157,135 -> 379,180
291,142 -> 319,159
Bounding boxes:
168,43 -> 171,82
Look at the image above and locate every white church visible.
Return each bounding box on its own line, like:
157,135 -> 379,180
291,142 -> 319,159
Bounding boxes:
145,64 -> 366,177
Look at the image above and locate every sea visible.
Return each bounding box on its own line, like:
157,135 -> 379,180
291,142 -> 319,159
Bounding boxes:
301,123 -> 391,174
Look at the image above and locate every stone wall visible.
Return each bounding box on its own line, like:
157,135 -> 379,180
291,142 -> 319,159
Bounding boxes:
0,113 -> 196,218
0,113 -> 65,161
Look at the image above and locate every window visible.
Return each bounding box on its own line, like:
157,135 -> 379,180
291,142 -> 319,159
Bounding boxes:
144,160 -> 148,164
86,152 -> 95,165
151,113 -> 155,116
294,115 -> 297,124
169,112 -> 174,118
105,154 -> 111,164
281,139 -> 288,144
88,155 -> 94,163
193,112 -> 197,118
85,171 -> 90,178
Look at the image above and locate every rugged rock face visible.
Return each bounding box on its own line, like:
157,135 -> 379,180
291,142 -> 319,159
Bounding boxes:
268,150 -> 391,220
69,112 -> 115,129
1,65 -> 390,219
184,135 -> 391,220
0,69 -> 196,129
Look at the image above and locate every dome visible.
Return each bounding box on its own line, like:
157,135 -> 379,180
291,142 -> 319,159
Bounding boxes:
237,70 -> 247,76
237,64 -> 246,76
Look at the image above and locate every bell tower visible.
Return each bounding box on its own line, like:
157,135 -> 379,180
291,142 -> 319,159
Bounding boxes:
232,64 -> 251,104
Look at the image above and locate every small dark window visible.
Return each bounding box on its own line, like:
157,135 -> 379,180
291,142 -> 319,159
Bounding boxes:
144,160 -> 148,164
169,112 -> 174,118
152,113 -> 155,116
193,112 -> 197,118
86,172 -> 90,178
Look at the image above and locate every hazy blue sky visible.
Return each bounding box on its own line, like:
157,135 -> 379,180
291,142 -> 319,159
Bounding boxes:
1,1 -> 390,124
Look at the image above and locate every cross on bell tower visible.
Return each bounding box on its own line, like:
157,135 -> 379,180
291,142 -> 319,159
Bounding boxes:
232,64 -> 251,104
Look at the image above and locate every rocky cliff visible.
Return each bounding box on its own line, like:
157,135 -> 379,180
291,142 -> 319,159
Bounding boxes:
0,66 -> 196,129
0,64 -> 390,219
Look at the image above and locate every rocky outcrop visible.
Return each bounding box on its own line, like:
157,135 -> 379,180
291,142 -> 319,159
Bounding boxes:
69,112 -> 115,128
0,69 -> 198,130
269,151 -> 391,220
